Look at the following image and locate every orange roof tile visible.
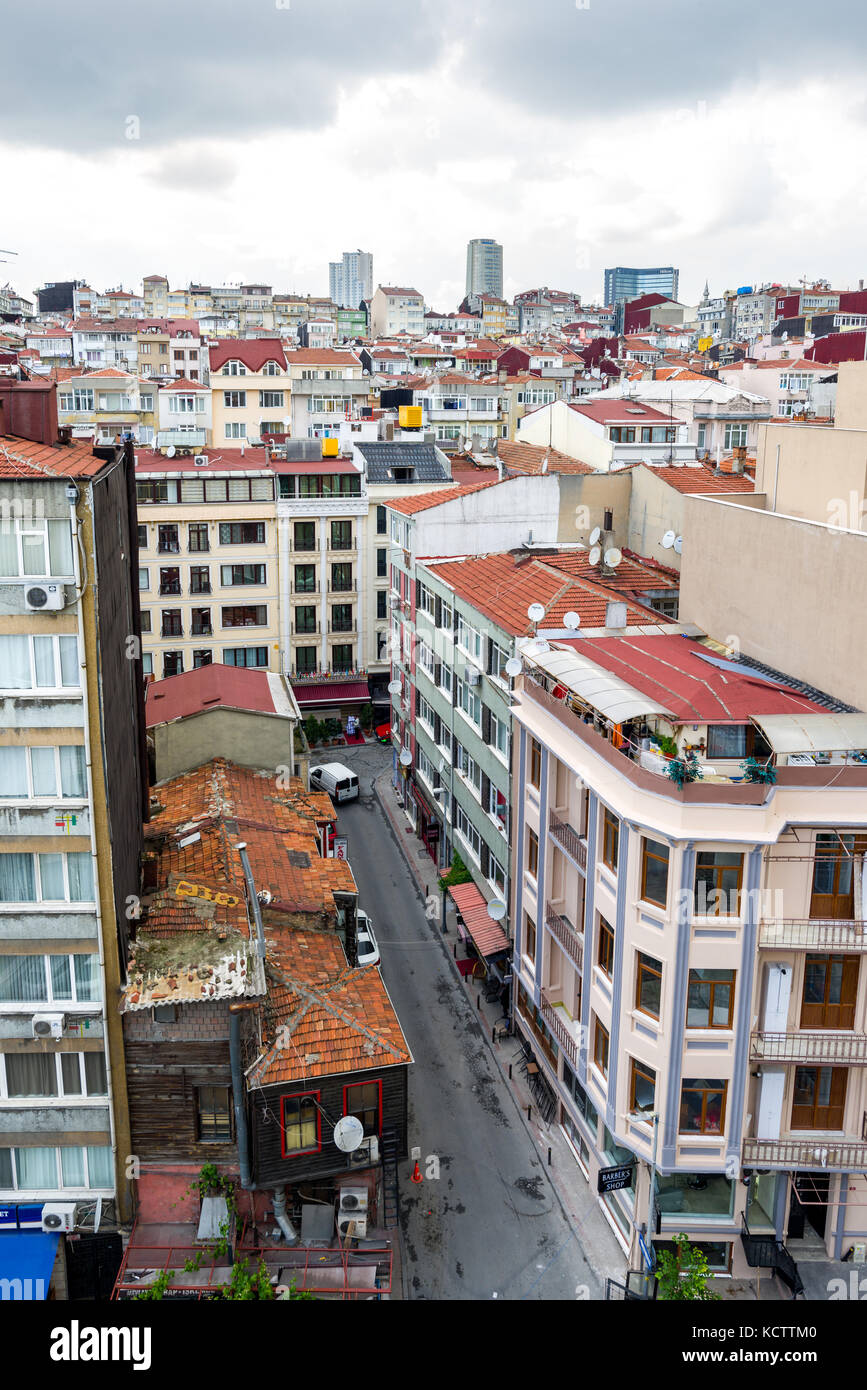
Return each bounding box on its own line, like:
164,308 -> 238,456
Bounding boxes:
0,434 -> 109,479
386,479 -> 503,515
640,463 -> 755,494
496,439 -> 594,476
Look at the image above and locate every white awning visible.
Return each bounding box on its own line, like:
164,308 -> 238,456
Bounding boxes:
523,644 -> 674,723
752,712 -> 867,754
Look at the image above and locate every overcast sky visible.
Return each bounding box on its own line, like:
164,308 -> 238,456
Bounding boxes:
3,0 -> 867,311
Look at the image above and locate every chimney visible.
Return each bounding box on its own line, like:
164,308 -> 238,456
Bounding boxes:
541,448 -> 550,474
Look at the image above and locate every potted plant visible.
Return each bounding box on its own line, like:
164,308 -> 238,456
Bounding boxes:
303,714 -> 320,748
741,756 -> 776,784
667,749 -> 702,787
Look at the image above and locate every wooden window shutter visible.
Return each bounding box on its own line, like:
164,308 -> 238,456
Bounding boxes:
434,660 -> 441,686
434,594 -> 442,627
481,704 -> 492,744
480,842 -> 490,878
481,771 -> 491,810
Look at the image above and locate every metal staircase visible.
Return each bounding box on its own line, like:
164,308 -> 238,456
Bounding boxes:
740,1214 -> 805,1298
379,1127 -> 400,1229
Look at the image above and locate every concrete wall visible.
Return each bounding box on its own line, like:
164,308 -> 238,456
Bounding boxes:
152,707 -> 300,782
518,400 -> 611,470
755,423 -> 867,528
678,495 -> 867,708
834,360 -> 867,430
414,474 -> 563,556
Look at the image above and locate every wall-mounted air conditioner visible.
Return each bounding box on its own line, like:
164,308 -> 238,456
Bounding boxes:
42,1202 -> 78,1232
464,666 -> 481,686
32,1013 -> 66,1039
338,1186 -> 369,1214
24,583 -> 65,612
349,1136 -> 380,1166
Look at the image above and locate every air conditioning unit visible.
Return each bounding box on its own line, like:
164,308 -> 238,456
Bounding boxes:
337,1213 -> 367,1240
24,583 -> 65,612
193,455 -> 208,466
338,1186 -> 369,1214
42,1202 -> 78,1233
349,1136 -> 380,1166
464,666 -> 481,686
32,1013 -> 66,1039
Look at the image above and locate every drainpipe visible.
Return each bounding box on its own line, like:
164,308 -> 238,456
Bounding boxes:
771,443 -> 781,513
228,1002 -> 254,1190
68,485 -> 121,1212
272,1186 -> 300,1244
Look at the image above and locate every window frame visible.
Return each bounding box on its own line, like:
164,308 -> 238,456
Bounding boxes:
342,1078 -> 383,1137
279,1089 -> 322,1157
686,969 -> 736,1030
593,1018 -> 610,1079
597,915 -> 615,979
635,951 -> 662,1019
640,838 -> 670,908
195,1084 -> 234,1143
678,1078 -> 728,1135
602,807 -> 619,871
629,1057 -> 657,1118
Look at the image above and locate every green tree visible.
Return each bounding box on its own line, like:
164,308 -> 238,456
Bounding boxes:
656,1233 -> 721,1301
438,850 -> 473,892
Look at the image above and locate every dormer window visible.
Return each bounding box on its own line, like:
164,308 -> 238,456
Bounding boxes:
221,361 -> 246,376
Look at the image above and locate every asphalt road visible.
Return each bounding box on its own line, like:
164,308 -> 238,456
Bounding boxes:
322,743 -> 601,1302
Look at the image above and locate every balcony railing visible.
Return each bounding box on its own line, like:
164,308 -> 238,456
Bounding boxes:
758,920 -> 867,951
751,1031 -> 867,1064
545,903 -> 583,971
539,989 -> 580,1068
743,1136 -> 867,1171
548,812 -> 587,871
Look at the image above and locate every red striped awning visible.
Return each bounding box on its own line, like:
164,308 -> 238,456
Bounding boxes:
448,881 -> 509,958
292,681 -> 370,706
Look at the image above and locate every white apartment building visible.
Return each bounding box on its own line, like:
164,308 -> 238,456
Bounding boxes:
369,286 -> 425,338
413,373 -> 504,449
282,347 -> 368,440
329,251 -> 374,310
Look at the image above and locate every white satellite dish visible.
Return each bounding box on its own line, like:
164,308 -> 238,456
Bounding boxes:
562,611 -> 581,629
487,900 -> 507,922
527,602 -> 546,623
166,445 -> 176,458
504,656 -> 523,677
673,535 -> 683,554
387,679 -> 402,695
604,548 -> 622,568
399,748 -> 412,767
589,526 -> 602,545
661,530 -> 676,549
589,545 -> 602,566
333,1115 -> 364,1153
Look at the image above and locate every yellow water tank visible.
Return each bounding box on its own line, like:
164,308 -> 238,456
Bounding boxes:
399,405 -> 423,429
321,437 -> 339,457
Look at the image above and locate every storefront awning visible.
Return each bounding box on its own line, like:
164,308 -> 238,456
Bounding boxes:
448,881 -> 509,958
0,1232 -> 58,1298
752,712 -> 867,755
291,680 -> 370,707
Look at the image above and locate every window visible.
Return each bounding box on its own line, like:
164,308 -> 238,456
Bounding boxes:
801,955 -> 859,1030
376,505 -> 387,534
0,635 -> 80,692
219,522 -> 265,545
641,838 -> 669,907
159,567 -> 180,596
280,1092 -> 320,1155
679,1079 -> 727,1134
2,1050 -> 107,1098
602,807 -> 619,871
294,521 -> 316,552
188,523 -> 209,553
0,953 -> 100,1002
687,969 -> 736,1028
457,616 -> 483,663
221,564 -> 266,586
295,645 -> 318,674
529,738 -> 541,789
438,661 -> 453,697
294,564 -> 316,594
223,390 -> 247,409
528,828 -> 539,880
417,583 -> 434,618
331,563 -> 353,592
489,850 -> 506,894
635,952 -> 662,1018
597,915 -> 614,978
0,745 -> 86,800
222,605 -> 267,628
376,548 -> 387,578
454,805 -> 482,862
724,423 -> 748,450
489,710 -> 508,759
223,647 -> 268,667
488,639 -> 509,681
332,643 -> 353,671
330,521 -> 353,550
376,590 -> 388,620
161,609 -> 182,638
791,1066 -> 847,1130
190,565 -> 211,594
139,610 -> 152,633
524,911 -> 536,963
343,1080 -> 382,1137
259,390 -> 284,409
136,524 -> 147,550
593,1019 -> 609,1078
196,1086 -> 233,1142
331,604 -> 353,633
221,361 -> 247,375
457,680 -> 481,728
294,605 -> 317,635
629,1058 -> 656,1117
163,651 -> 183,678
694,852 -> 743,916
456,742 -> 481,795
193,650 -> 212,668
0,1144 -> 113,1192
440,600 -> 453,632
562,1061 -> 599,1136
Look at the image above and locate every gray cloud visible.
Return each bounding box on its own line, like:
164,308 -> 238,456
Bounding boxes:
146,150 -> 238,194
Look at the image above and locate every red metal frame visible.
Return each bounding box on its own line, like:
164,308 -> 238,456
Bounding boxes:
342,1077 -> 383,1136
280,1089 -> 321,1158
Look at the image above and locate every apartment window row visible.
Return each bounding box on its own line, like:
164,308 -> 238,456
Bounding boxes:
0,1050 -> 107,1099
0,953 -> 100,1003
144,648 -> 270,677
136,480 -> 274,504
0,1145 -> 113,1192
454,804 -> 482,863
141,563 -> 268,592
0,635 -> 79,691
0,745 -> 86,800
600,811 -> 747,918
0,519 -> 74,579
278,475 -> 361,499
0,853 -> 96,906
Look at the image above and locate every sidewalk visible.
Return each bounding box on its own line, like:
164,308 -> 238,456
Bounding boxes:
373,771 -> 628,1295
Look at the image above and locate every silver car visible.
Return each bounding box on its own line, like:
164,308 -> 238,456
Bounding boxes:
355,909 -> 381,968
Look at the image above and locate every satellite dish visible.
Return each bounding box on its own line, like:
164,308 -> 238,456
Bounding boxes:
589,545 -> 602,566
562,611 -> 581,629
166,445 -> 176,458
673,535 -> 683,554
333,1115 -> 364,1153
589,526 -> 602,545
387,679 -> 402,695
504,656 -> 523,677
399,748 -> 412,767
661,530 -> 676,549
487,900 -> 507,921
527,602 -> 545,623
604,548 -> 622,568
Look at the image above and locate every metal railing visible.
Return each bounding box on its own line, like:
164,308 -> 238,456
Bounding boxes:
750,1031 -> 867,1064
758,919 -> 867,951
545,903 -> 584,971
549,811 -> 587,871
743,1135 -> 867,1171
539,989 -> 580,1068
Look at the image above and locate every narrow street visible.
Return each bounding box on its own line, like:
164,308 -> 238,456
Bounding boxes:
325,743 -> 602,1301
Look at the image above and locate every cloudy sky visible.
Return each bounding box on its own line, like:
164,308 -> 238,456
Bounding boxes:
3,0 -> 867,311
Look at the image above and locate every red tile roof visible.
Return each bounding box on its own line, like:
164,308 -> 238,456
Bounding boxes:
640,463 -> 755,494
145,665 -> 282,727
208,339 -> 287,373
135,447 -> 270,473
544,550 -> 679,591
283,347 -> 362,367
0,434 -> 108,479
496,439 -> 594,476
570,400 -> 680,425
386,479 -> 503,515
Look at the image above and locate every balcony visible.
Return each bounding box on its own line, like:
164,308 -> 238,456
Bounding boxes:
758,919 -> 867,951
750,1031 -> 867,1064
539,989 -> 580,1069
157,429 -> 207,448
548,811 -> 587,871
743,1136 -> 867,1172
545,903 -> 583,971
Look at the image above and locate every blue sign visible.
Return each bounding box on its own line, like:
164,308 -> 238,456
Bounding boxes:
736,286 -> 753,296
638,1230 -> 656,1272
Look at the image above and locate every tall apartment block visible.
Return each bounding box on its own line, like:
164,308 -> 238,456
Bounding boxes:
603,266 -> 679,306
0,381 -> 147,1298
466,239 -> 504,300
328,251 -> 374,310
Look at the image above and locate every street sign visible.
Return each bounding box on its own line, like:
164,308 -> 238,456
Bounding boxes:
638,1230 -> 656,1272
333,837 -> 348,861
597,1163 -> 634,1194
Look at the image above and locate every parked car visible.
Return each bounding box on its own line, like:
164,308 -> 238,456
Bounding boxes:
309,762 -> 359,802
355,909 -> 381,968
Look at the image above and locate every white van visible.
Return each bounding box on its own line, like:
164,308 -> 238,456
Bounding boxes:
309,762 -> 360,803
